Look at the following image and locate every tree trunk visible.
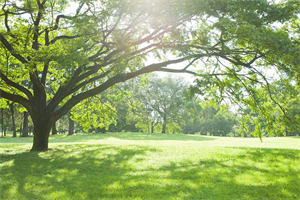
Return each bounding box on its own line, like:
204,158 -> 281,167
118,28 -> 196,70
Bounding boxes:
1,108 -> 3,137
162,115 -> 167,134
52,122 -> 57,135
9,103 -> 17,137
22,112 -> 29,137
68,114 -> 74,135
31,117 -> 53,151
151,121 -> 154,133
30,103 -> 53,151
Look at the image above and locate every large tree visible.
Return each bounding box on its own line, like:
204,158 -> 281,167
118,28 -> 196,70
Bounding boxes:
0,0 -> 298,151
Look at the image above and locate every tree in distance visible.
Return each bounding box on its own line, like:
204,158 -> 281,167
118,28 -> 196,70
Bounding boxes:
134,77 -> 186,134
0,0 -> 299,151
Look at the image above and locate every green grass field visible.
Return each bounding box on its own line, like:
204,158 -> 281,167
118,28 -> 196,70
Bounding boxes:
1,132 -> 300,200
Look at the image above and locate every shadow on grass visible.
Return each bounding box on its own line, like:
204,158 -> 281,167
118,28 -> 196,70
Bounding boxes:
156,148 -> 300,200
127,147 -> 300,200
0,144 -> 159,199
1,146 -> 300,200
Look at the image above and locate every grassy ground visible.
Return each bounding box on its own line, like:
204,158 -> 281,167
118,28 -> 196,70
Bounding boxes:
1,133 -> 300,200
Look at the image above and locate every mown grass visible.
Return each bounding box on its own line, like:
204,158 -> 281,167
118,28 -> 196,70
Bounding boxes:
1,132 -> 300,200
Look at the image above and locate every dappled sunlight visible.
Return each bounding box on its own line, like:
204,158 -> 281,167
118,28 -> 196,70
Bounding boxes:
1,139 -> 300,199
125,148 -> 300,199
0,145 -> 159,199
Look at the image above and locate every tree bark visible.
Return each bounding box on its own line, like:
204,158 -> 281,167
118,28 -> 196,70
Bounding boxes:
22,112 -> 29,137
9,103 -> 16,137
68,114 -> 74,135
31,117 -> 52,151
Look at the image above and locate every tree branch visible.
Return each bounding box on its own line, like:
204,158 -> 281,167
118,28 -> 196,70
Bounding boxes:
52,15 -> 75,31
0,71 -> 33,99
32,0 -> 45,50
68,68 -> 115,95
53,56 -> 194,119
0,33 -> 28,63
219,54 -> 289,117
0,89 -> 30,109
41,28 -> 50,85
50,35 -> 80,44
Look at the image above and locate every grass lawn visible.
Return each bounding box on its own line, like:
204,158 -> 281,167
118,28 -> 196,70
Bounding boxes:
1,132 -> 300,200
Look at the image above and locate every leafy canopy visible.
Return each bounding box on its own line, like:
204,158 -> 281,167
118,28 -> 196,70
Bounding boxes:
0,0 -> 299,138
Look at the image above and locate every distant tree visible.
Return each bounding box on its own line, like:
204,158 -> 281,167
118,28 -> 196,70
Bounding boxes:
21,112 -> 29,137
199,111 -> 236,136
107,80 -> 141,132
8,103 -> 16,137
135,77 -> 186,133
0,108 -> 5,137
68,113 -> 74,136
0,100 -> 13,137
51,122 -> 57,135
180,98 -> 236,136
180,99 -> 203,134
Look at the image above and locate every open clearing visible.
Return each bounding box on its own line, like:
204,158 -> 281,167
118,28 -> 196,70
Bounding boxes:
1,133 -> 300,200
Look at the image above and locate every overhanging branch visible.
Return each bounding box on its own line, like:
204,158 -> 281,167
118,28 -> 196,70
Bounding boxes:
219,54 -> 289,119
50,35 -> 80,44
53,56 -> 194,119
0,71 -> 33,99
0,89 -> 30,109
0,33 -> 28,64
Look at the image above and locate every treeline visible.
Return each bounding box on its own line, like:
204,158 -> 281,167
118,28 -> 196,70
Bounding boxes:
104,76 -> 299,137
1,76 -> 299,137
107,76 -> 238,136
0,104 -> 75,137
